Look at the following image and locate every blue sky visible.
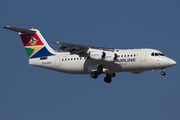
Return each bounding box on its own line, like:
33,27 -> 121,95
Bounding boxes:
0,0 -> 179,120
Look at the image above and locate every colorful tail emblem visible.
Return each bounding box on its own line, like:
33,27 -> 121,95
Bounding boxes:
20,33 -> 54,58
3,26 -> 54,58
29,35 -> 38,45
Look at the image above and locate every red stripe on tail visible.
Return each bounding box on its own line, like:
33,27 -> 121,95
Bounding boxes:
20,34 -> 44,46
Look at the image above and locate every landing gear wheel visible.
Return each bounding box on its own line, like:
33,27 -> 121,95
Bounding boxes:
90,71 -> 98,79
161,71 -> 166,76
104,76 -> 112,83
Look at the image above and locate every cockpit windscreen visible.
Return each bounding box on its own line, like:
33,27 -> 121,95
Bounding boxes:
151,52 -> 165,56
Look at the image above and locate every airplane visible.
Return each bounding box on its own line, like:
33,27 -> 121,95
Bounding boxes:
3,26 -> 177,83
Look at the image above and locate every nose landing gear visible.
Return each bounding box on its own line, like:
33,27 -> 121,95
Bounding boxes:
161,69 -> 166,76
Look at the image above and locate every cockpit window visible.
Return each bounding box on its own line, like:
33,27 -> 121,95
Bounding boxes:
151,52 -> 165,56
151,53 -> 155,56
155,53 -> 159,56
159,53 -> 165,56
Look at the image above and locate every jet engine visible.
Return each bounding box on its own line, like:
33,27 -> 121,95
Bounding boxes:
90,52 -> 106,60
104,53 -> 118,62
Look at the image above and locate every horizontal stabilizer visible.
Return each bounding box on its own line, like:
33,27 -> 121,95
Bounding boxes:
3,26 -> 36,34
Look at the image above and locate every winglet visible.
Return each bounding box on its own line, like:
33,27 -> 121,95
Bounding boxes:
3,26 -> 36,34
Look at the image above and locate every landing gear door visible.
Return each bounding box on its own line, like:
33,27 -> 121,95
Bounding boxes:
140,51 -> 147,62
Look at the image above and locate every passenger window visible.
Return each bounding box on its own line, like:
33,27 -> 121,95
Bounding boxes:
127,55 -> 129,57
131,55 -> 132,57
134,54 -> 136,57
121,55 -> 123,57
77,58 -> 79,60
71,58 -> 73,60
151,53 -> 154,56
124,55 -> 126,57
62,59 -> 64,61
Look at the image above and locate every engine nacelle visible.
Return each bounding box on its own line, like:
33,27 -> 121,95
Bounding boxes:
90,52 -> 106,60
104,53 -> 117,62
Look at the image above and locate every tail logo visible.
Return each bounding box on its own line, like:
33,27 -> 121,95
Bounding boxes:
29,35 -> 38,46
20,33 -> 54,58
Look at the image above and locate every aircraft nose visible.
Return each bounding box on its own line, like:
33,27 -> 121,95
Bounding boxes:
169,59 -> 177,66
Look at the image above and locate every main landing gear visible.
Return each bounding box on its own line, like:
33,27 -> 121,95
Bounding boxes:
104,73 -> 115,83
90,71 -> 98,79
90,65 -> 115,83
90,65 -> 103,79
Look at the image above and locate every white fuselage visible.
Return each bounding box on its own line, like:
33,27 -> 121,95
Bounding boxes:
29,48 -> 176,75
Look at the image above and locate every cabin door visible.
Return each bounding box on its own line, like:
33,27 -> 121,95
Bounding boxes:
55,57 -> 61,67
140,51 -> 146,62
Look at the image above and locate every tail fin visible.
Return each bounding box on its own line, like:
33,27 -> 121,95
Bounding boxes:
3,26 -> 55,58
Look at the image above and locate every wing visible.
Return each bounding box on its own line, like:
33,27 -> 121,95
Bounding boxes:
54,42 -> 115,57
